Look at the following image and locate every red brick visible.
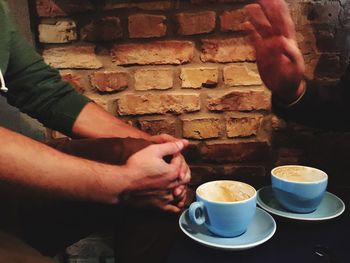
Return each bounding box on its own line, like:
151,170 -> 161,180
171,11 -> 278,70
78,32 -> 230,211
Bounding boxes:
43,45 -> 103,69
183,142 -> 202,163
200,140 -> 270,163
60,71 -> 85,93
128,14 -> 167,38
201,37 -> 255,63
134,68 -> 173,90
220,9 -> 246,32
36,0 -> 94,17
117,93 -> 200,115
207,89 -> 271,111
223,64 -> 262,86
182,117 -> 221,139
189,165 -> 219,186
176,11 -> 216,36
111,41 -> 195,65
38,21 -> 77,43
226,114 -> 263,138
180,67 -> 218,89
81,17 -> 122,42
89,71 -> 129,92
136,118 -> 176,136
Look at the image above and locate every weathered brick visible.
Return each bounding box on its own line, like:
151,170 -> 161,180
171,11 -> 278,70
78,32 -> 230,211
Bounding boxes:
85,94 -> 110,111
38,21 -> 77,43
104,1 -> 172,11
176,11 -> 216,36
117,93 -> 200,115
220,9 -> 246,32
134,68 -> 173,90
190,164 -> 265,186
89,71 -> 129,92
223,165 -> 266,177
36,0 -> 94,17
43,45 -> 103,69
226,114 -> 263,138
136,118 -> 176,136
128,14 -> 167,38
200,140 -> 270,163
183,142 -> 201,164
182,117 -> 221,139
189,165 -> 219,186
201,38 -> 255,63
60,71 -> 85,93
81,17 -> 122,42
180,67 -> 218,89
111,41 -> 195,65
207,89 -> 271,111
223,63 -> 262,86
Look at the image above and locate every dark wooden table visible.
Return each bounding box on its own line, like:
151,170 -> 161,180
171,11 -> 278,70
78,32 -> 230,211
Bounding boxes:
168,187 -> 349,263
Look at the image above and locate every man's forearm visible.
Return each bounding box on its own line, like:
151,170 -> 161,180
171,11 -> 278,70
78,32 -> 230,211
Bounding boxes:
0,127 -> 127,204
71,102 -> 152,140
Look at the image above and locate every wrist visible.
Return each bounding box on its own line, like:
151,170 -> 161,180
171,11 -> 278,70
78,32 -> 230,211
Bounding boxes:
275,80 -> 306,107
89,164 -> 129,204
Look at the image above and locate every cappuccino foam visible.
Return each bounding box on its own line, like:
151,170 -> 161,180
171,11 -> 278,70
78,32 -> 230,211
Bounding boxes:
197,181 -> 255,202
273,166 -> 326,182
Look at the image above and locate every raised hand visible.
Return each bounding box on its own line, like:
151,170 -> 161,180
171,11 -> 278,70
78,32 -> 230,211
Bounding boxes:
243,0 -> 306,104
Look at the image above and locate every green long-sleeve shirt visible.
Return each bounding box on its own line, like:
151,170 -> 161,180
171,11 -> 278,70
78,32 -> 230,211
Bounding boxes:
0,1 -> 90,136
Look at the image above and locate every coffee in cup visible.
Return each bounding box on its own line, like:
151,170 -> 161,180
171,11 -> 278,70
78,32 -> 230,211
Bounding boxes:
189,180 -> 256,237
271,165 -> 328,213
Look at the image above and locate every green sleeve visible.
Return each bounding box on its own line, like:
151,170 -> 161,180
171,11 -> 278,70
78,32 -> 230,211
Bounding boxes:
3,6 -> 91,136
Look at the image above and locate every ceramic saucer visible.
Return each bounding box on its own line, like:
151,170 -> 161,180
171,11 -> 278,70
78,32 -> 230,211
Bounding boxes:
257,186 -> 345,221
179,207 -> 276,251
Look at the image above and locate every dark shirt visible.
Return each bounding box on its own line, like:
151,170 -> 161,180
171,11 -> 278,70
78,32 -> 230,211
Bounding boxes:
0,1 -> 90,136
273,65 -> 350,131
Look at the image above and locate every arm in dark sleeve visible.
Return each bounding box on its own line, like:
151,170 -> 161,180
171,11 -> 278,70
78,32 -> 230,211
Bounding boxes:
273,65 -> 350,131
3,12 -> 91,136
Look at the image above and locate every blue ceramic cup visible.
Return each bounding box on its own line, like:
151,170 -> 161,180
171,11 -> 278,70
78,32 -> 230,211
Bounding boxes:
188,180 -> 256,237
271,165 -> 328,213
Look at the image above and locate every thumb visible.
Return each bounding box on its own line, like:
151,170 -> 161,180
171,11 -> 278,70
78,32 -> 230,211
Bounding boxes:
155,140 -> 186,158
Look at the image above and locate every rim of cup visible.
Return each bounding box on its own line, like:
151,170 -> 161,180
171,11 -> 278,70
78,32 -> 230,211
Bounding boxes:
196,180 -> 257,204
271,165 -> 328,184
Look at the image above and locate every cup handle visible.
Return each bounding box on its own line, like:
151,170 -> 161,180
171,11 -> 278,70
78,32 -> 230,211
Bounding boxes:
189,202 -> 206,225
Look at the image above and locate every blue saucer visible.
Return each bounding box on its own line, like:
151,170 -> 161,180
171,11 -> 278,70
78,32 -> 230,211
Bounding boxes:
257,186 -> 345,221
179,207 -> 276,251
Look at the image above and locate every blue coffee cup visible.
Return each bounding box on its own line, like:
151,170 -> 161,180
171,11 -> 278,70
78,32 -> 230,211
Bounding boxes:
188,180 -> 256,237
271,165 -> 328,213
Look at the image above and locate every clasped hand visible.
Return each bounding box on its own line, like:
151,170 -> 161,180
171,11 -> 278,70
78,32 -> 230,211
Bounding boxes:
122,135 -> 191,213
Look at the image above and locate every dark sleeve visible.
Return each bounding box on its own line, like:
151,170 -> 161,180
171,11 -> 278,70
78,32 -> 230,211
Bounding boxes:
273,65 -> 350,131
3,9 -> 91,136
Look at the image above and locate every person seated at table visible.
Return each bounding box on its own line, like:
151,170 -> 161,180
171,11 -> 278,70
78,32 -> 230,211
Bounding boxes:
0,1 -> 190,262
243,0 -> 350,130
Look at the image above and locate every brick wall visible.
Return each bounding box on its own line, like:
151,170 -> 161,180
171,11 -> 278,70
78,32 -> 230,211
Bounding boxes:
32,0 -> 350,193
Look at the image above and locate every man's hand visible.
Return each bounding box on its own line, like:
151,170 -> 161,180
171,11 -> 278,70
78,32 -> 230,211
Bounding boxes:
150,134 -> 191,210
122,140 -> 191,212
243,0 -> 306,104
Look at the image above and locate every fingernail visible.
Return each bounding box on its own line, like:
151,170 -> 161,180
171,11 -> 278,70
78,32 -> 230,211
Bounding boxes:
175,141 -> 184,150
181,139 -> 189,146
174,188 -> 181,196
